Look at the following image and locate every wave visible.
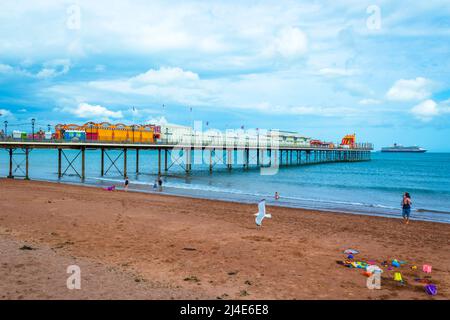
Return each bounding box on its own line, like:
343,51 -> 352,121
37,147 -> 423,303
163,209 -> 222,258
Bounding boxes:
416,208 -> 450,215
89,177 -> 419,214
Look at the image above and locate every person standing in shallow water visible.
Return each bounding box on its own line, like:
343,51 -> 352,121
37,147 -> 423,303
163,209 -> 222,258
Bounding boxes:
124,176 -> 129,191
158,175 -> 163,192
402,192 -> 412,224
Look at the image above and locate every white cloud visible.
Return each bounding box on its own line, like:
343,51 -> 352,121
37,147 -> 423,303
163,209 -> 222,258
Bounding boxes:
359,98 -> 381,105
386,77 -> 433,101
0,60 -> 71,79
410,99 -> 450,121
252,102 -> 361,117
0,109 -> 13,118
131,67 -> 199,86
266,27 -> 308,58
146,116 -> 168,125
0,63 -> 14,74
36,59 -> 71,79
58,103 -> 123,120
318,68 -> 359,77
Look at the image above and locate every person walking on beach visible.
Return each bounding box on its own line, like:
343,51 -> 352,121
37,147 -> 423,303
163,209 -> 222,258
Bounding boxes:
157,175 -> 163,192
124,176 -> 129,191
402,192 -> 412,224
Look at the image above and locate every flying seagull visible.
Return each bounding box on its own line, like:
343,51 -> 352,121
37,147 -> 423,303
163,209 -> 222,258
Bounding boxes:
254,199 -> 271,226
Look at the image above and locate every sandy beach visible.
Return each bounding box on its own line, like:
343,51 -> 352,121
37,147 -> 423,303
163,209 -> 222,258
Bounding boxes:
0,179 -> 449,300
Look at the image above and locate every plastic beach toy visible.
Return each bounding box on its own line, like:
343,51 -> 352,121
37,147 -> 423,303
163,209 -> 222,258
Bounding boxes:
423,265 -> 432,273
343,249 -> 359,255
425,284 -> 437,296
411,265 -> 417,270
394,272 -> 403,282
392,260 -> 400,268
351,261 -> 368,269
366,265 -> 383,274
347,254 -> 354,259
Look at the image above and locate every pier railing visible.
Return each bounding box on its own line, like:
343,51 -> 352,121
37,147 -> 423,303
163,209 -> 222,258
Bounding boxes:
0,136 -> 373,150
1,137 -> 373,180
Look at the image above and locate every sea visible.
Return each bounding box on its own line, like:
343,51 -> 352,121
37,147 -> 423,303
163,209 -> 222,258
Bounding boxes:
1,149 -> 449,224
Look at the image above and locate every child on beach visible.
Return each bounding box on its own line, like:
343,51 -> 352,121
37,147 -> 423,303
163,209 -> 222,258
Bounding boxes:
105,185 -> 115,191
275,192 -> 280,200
402,192 -> 412,224
124,176 -> 129,191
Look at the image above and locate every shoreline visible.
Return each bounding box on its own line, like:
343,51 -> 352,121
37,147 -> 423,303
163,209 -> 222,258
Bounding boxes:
1,179 -> 449,299
16,176 -> 450,224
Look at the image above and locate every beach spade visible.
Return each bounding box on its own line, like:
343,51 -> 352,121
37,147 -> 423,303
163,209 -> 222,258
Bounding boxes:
254,199 -> 271,226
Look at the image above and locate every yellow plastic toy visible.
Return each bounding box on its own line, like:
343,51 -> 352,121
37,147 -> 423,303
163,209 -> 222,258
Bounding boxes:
394,272 -> 403,282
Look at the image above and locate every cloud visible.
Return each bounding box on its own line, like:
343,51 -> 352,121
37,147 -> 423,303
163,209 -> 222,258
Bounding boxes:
386,77 -> 433,101
0,109 -> 13,118
359,98 -> 381,105
146,116 -> 168,125
318,68 -> 358,77
36,59 -> 71,79
266,27 -> 308,58
0,63 -> 14,74
253,102 -> 362,117
58,103 -> 123,120
0,60 -> 71,79
131,67 -> 199,86
410,99 -> 450,121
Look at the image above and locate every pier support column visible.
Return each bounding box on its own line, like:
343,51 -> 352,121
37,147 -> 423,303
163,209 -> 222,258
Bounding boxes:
25,148 -> 29,180
256,148 -> 260,166
123,148 -> 127,178
185,148 -> 191,173
158,149 -> 161,175
164,149 -> 168,172
136,149 -> 139,174
81,147 -> 85,181
209,149 -> 213,173
58,148 -> 62,179
101,148 -> 104,176
244,148 -> 249,169
7,148 -> 13,178
227,149 -> 232,170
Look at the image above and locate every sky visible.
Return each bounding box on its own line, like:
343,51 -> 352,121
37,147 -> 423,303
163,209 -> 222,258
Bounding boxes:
0,0 -> 450,151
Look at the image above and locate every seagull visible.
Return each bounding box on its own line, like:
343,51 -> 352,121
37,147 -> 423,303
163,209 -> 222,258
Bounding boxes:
254,199 -> 272,226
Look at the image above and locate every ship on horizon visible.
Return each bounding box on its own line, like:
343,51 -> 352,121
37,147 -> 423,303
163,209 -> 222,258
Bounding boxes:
381,143 -> 427,153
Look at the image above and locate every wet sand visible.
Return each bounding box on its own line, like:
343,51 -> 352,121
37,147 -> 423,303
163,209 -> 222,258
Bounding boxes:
0,179 -> 449,300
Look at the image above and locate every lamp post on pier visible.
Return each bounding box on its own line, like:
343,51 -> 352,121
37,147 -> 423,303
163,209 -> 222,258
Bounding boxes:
31,118 -> 35,141
4,120 -> 7,137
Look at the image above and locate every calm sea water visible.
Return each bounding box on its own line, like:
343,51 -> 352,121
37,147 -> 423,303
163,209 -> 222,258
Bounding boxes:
1,149 -> 449,223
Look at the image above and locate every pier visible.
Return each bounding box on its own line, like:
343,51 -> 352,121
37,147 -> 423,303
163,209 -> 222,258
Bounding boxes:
0,140 -> 373,181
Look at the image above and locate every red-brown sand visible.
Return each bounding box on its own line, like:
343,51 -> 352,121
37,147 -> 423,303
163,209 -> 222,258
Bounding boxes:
0,179 -> 449,300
